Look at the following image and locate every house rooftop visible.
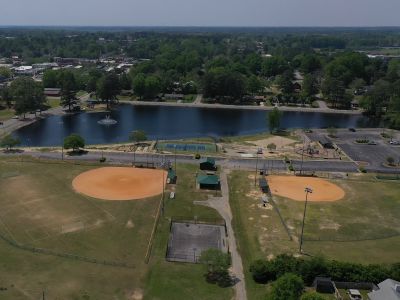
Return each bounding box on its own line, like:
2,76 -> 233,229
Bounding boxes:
368,279 -> 400,300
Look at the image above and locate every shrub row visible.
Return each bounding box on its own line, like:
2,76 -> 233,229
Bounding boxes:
250,254 -> 400,286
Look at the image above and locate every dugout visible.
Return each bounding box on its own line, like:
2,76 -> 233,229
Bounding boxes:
167,169 -> 177,184
196,174 -> 220,190
259,177 -> 269,193
200,157 -> 217,171
313,277 -> 335,294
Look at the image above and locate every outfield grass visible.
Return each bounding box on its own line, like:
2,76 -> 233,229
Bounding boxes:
228,171 -> 400,299
144,163 -> 233,299
0,158 -> 231,299
0,157 -> 160,299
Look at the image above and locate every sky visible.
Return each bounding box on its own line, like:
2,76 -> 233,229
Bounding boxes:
1,0 -> 399,27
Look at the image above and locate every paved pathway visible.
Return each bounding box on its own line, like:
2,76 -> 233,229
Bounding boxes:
195,170 -> 247,300
316,100 -> 329,109
0,106 -> 64,137
193,94 -> 203,104
120,100 -> 361,114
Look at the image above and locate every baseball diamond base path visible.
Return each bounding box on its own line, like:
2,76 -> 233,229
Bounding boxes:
72,167 -> 166,200
267,175 -> 345,202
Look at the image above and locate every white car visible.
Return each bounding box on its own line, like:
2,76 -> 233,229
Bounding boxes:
390,140 -> 400,145
348,289 -> 363,300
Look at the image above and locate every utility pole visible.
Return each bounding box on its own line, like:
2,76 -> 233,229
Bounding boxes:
299,187 -> 313,254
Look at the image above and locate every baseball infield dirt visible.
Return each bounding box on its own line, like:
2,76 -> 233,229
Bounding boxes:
72,167 -> 166,201
267,175 -> 345,202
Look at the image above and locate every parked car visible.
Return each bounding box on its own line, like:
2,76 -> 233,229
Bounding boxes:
349,128 -> 356,132
348,289 -> 363,300
389,140 -> 400,145
257,148 -> 263,154
368,141 -> 377,145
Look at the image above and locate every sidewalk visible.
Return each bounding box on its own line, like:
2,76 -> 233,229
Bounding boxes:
195,170 -> 247,300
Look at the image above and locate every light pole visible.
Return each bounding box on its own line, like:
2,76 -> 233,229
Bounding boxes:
254,152 -> 259,187
161,168 -> 165,216
174,144 -> 177,172
300,136 -> 305,175
299,187 -> 313,254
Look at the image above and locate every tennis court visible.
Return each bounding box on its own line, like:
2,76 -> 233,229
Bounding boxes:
156,142 -> 217,152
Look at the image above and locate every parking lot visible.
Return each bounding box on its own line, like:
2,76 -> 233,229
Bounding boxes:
316,129 -> 400,173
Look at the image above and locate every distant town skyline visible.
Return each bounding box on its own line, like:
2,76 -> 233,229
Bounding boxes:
1,0 -> 400,27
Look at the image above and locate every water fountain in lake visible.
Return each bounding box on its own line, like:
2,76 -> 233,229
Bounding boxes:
97,115 -> 117,125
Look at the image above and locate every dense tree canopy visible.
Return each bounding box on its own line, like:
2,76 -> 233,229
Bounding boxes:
10,77 -> 45,117
2,28 -> 400,127
96,73 -> 120,109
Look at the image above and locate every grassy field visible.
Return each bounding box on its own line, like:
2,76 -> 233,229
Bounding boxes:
0,157 -> 160,299
144,163 -> 233,300
0,108 -> 15,121
45,97 -> 61,108
228,171 -> 400,299
0,158 -> 232,299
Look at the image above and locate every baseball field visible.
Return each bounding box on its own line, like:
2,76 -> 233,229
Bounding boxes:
0,157 -> 167,299
228,171 -> 400,299
0,157 -> 232,300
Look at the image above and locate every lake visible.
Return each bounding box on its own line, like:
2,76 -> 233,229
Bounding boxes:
14,104 -> 374,146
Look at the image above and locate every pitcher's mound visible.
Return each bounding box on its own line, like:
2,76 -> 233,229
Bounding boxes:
72,167 -> 166,201
267,175 -> 345,202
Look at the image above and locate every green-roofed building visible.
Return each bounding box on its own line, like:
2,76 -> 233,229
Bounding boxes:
167,169 -> 177,184
200,157 -> 217,171
196,174 -> 220,190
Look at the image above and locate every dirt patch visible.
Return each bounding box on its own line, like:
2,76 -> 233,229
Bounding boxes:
249,136 -> 297,149
257,203 -> 273,210
246,190 -> 263,199
126,220 -> 135,228
61,221 -> 84,234
72,167 -> 166,201
319,221 -> 341,230
128,289 -> 143,300
267,175 -> 345,202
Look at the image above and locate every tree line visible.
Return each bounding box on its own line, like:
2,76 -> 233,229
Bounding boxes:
2,29 -> 400,127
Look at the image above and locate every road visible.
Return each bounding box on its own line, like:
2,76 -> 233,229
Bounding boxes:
195,170 -> 247,300
0,149 -> 368,174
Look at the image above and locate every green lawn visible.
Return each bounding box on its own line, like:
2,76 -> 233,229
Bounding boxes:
77,90 -> 87,97
228,171 -> 400,299
46,97 -> 61,108
117,95 -> 134,101
182,94 -> 196,103
0,157 -> 159,299
144,163 -> 233,300
0,108 -> 15,121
